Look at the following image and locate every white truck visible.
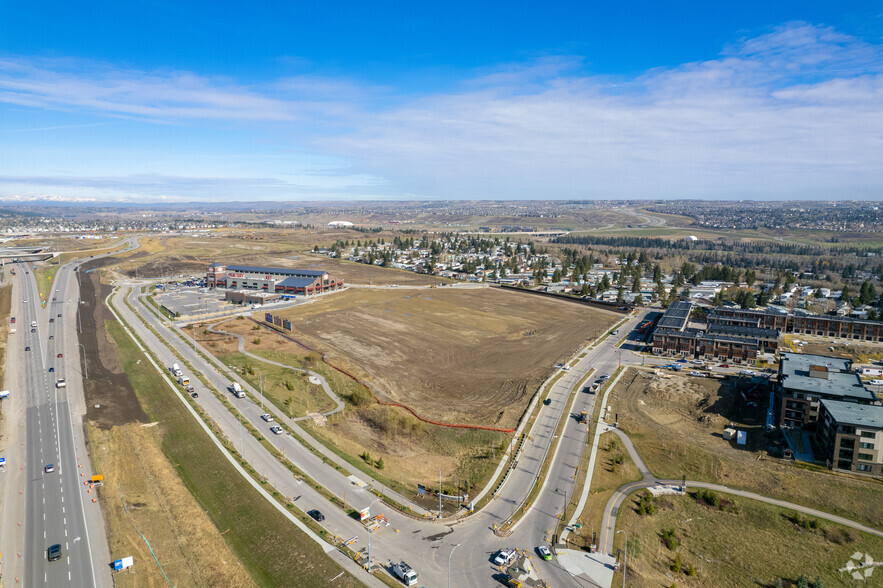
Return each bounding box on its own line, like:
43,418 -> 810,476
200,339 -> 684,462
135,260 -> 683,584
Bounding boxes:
177,375 -> 190,386
391,561 -> 418,586
170,363 -> 183,377
231,381 -> 245,398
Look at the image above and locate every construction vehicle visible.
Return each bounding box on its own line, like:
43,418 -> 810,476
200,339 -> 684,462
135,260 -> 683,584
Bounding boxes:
578,409 -> 588,424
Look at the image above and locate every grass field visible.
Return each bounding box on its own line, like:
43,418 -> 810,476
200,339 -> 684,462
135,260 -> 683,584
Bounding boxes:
607,368 -> 883,528
86,423 -> 254,588
274,287 -> 618,427
615,488 -> 883,587
105,319 -> 362,587
569,432 -> 642,551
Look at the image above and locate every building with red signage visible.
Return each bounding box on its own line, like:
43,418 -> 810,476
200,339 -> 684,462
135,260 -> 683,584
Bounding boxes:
206,264 -> 344,296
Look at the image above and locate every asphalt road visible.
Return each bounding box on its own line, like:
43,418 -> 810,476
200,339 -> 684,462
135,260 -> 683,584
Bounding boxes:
116,277 -> 652,588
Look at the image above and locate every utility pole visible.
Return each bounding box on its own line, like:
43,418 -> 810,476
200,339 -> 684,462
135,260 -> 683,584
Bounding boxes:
617,529 -> 628,588
78,343 -> 88,378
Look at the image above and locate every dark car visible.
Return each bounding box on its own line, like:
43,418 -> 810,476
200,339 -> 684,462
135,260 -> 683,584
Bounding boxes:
25,346 -> 30,351
49,367 -> 54,372
57,313 -> 62,318
47,543 -> 61,562
191,392 -> 199,398
543,398 -> 552,406
49,318 -> 54,323
307,509 -> 325,522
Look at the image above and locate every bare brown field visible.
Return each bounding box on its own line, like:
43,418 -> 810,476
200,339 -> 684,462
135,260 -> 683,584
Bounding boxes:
608,368 -> 883,528
87,423 -> 254,588
276,287 -> 618,428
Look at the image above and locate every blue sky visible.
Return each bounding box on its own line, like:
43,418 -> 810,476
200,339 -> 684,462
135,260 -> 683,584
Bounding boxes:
1,1 -> 882,202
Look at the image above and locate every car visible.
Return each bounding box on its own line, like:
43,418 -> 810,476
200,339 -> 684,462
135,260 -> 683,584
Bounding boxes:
48,335 -> 53,340
30,328 -> 35,333
25,346 -> 30,351
52,297 -> 56,301
599,374 -> 610,380
269,425 -> 284,435
676,358 -> 688,363
688,371 -> 706,377
47,544 -> 61,562
494,547 -> 517,566
57,313 -> 62,317
49,318 -> 54,323
260,413 -> 274,422
57,353 -> 63,358
56,379 -> 66,388
537,545 -> 553,560
10,317 -> 14,323
44,464 -> 55,473
307,509 -> 325,521
720,364 -> 730,368
191,392 -> 199,398
611,330 -> 618,335
49,367 -> 54,372
23,299 -> 27,303
543,398 -> 552,406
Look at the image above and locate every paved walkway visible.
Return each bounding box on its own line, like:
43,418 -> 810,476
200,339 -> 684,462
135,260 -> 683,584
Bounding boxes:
206,320 -> 345,420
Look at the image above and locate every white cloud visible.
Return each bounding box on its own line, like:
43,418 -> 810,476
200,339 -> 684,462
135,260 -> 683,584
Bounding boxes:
0,21 -> 881,200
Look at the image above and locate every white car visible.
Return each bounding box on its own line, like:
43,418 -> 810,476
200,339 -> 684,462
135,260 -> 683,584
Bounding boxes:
260,413 -> 273,422
269,426 -> 284,435
55,379 -> 66,388
494,547 -> 517,566
688,371 -> 706,377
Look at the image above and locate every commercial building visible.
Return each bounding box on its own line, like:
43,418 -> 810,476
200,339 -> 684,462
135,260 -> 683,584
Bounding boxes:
818,400 -> 883,475
778,353 -> 877,429
206,264 -> 344,296
224,290 -> 282,306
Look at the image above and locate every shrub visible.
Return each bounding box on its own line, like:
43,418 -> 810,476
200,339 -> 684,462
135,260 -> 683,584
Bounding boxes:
670,553 -> 682,573
811,576 -> 824,588
252,337 -> 261,345
661,528 -> 680,551
375,457 -> 385,470
284,380 -> 295,391
687,563 -> 696,577
797,575 -> 809,588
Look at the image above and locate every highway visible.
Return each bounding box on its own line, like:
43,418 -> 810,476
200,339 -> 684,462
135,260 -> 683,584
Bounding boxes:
14,241 -> 135,586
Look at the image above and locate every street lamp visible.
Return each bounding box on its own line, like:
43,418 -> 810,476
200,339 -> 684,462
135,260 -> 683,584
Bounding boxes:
365,497 -> 381,573
78,343 -> 88,379
617,529 -> 628,588
448,543 -> 460,588
256,368 -> 264,410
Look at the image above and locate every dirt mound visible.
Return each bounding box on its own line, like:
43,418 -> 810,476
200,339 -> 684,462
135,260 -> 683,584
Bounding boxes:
78,258 -> 148,428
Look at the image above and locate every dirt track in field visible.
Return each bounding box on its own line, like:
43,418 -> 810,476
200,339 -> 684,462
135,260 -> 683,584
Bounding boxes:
277,287 -> 618,427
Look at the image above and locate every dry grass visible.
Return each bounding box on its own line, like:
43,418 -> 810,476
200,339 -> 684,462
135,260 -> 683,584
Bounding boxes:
608,368 -> 883,528
569,432 -> 642,551
616,488 -> 883,588
0,282 -> 10,429
86,423 -> 254,588
275,287 -> 618,427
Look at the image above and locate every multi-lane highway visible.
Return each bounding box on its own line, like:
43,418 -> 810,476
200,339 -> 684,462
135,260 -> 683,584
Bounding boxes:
10,241 -> 136,586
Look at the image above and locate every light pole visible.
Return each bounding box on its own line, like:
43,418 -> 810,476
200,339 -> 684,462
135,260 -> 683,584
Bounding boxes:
447,543 -> 460,588
257,368 -> 264,410
78,343 -> 88,379
617,529 -> 628,588
365,497 -> 381,573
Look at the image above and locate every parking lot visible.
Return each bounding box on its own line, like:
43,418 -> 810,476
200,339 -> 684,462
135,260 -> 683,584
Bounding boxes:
154,287 -> 231,317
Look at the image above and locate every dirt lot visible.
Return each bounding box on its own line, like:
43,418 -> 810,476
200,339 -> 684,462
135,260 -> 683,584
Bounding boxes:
800,339 -> 883,363
276,287 -> 619,427
78,258 -> 149,427
283,253 -> 450,285
87,423 -> 254,588
608,368 -> 883,528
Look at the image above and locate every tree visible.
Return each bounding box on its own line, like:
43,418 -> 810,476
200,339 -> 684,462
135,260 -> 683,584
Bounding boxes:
797,575 -> 809,588
811,576 -> 824,588
631,274 -> 641,293
840,284 -> 851,302
634,294 -> 643,306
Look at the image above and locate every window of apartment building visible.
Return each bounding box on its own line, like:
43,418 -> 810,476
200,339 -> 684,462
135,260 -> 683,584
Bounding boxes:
857,453 -> 874,461
857,464 -> 871,472
861,431 -> 875,438
860,442 -> 875,449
